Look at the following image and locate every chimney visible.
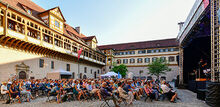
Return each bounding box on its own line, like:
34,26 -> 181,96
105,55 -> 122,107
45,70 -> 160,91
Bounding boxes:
178,22 -> 184,31
75,26 -> 80,34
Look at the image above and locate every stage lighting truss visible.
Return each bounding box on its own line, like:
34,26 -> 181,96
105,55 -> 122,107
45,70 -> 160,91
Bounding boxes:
211,0 -> 220,82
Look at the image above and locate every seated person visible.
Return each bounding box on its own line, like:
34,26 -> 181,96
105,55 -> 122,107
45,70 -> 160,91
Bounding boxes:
19,82 -> 34,102
117,82 -> 133,105
91,81 -> 101,101
76,82 -> 86,101
45,81 -> 52,94
63,82 -> 71,92
100,82 -> 119,107
123,80 -> 134,103
82,84 -> 90,99
161,81 -> 177,103
1,82 -> 11,98
144,84 -> 155,101
9,83 -> 21,103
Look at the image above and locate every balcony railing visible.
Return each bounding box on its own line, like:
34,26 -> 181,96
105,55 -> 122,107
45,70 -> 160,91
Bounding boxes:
0,8 -> 106,65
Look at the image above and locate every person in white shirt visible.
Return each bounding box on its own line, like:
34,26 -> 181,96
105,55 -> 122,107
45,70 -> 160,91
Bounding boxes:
161,81 -> 177,103
1,82 -> 11,98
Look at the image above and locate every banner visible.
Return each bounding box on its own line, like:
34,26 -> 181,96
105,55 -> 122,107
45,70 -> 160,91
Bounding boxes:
203,0 -> 209,8
77,48 -> 83,60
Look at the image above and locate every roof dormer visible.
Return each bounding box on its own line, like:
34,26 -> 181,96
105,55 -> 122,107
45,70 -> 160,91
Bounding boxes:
38,7 -> 65,34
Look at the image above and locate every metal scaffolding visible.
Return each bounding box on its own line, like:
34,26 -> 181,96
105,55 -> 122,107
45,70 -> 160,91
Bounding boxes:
211,0 -> 220,82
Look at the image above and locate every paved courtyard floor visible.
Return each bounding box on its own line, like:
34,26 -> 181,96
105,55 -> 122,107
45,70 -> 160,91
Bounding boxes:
0,89 -> 209,107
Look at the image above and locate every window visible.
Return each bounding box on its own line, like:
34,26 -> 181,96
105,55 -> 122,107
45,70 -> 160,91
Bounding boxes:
174,48 -> 179,51
170,48 -> 174,52
147,50 -> 152,53
55,20 -> 60,28
98,70 -> 100,74
51,61 -> 54,69
160,49 -> 164,52
39,59 -> 44,68
151,50 -> 155,53
155,50 -> 159,53
117,59 -> 121,64
137,58 -> 143,63
123,59 -> 128,64
131,51 -> 135,54
84,67 -> 87,73
138,50 -> 146,54
165,49 -> 169,52
27,9 -> 32,14
91,69 -> 93,74
152,57 -> 157,62
160,57 -> 166,61
8,19 -> 15,30
66,64 -> 70,71
144,58 -> 150,63
130,58 -> 135,63
168,56 -> 175,62
72,72 -> 75,79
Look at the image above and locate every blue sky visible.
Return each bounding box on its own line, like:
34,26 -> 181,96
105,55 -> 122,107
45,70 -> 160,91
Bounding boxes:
32,0 -> 195,45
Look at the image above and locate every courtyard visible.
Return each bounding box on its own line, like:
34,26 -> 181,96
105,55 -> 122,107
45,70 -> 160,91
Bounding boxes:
1,89 -> 208,107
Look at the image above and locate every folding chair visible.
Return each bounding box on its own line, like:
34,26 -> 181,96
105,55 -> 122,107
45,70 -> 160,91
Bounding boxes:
100,95 -> 111,107
46,92 -> 58,102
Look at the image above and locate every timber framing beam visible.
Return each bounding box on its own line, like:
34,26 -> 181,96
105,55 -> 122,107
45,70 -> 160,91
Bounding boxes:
13,40 -> 21,48
18,42 -> 26,49
25,44 -> 33,52
9,38 -> 16,47
3,37 -> 11,46
22,43 -> 29,50
0,36 -> 6,43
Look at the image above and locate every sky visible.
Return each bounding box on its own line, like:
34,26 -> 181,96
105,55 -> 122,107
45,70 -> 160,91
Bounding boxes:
32,0 -> 195,45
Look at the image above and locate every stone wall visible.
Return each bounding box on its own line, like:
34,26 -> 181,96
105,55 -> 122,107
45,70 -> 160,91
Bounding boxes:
0,47 -> 102,82
127,66 -> 179,81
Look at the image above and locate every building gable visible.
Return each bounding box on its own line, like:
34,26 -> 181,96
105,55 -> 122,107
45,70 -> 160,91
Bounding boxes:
50,7 -> 65,22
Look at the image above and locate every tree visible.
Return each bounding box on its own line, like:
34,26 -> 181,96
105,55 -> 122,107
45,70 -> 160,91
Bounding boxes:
147,58 -> 171,80
112,64 -> 128,78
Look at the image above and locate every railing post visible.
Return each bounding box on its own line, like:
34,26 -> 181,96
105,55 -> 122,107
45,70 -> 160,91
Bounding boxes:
3,4 -> 8,36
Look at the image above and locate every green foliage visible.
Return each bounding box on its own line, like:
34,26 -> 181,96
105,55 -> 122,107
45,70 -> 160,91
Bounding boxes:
147,58 -> 171,79
112,64 -> 128,78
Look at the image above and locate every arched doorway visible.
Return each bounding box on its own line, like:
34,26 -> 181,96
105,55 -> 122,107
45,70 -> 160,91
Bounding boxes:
16,62 -> 30,79
83,75 -> 87,79
94,72 -> 97,79
19,71 -> 26,79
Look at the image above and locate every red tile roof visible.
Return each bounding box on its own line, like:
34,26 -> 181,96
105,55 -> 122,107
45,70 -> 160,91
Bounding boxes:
98,38 -> 178,51
82,36 -> 95,41
80,34 -> 87,38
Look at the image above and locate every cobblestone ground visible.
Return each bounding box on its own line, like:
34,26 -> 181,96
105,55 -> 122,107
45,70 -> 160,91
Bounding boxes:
0,89 -> 209,107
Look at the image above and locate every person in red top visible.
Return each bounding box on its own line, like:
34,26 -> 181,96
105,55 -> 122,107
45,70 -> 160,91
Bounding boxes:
144,84 -> 155,101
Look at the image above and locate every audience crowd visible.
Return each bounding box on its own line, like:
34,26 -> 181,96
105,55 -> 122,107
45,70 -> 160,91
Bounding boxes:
1,77 -> 179,106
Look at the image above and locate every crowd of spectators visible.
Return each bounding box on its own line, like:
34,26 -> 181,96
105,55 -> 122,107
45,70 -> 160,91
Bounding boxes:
1,77 -> 179,106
